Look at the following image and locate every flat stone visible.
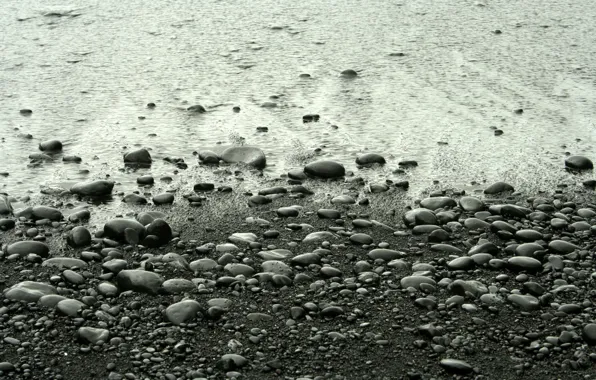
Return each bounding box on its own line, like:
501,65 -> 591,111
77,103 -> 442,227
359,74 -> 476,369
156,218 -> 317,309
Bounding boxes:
420,197 -> 456,211
403,209 -> 437,227
484,181 -> 514,194
549,240 -> 579,254
565,155 -> 593,170
291,252 -> 321,266
508,256 -> 542,272
104,219 -> 146,242
70,180 -> 114,197
7,241 -> 49,257
368,249 -> 402,261
4,282 -> 57,302
303,231 -> 337,243
32,206 -> 62,221
304,160 -> 345,179
439,359 -> 473,375
78,327 -> 110,344
508,294 -> 540,311
355,153 -> 386,166
42,257 -> 87,269
124,148 -> 152,165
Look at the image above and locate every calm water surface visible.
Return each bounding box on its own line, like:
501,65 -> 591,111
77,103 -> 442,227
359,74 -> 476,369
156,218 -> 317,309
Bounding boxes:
1,0 -> 595,197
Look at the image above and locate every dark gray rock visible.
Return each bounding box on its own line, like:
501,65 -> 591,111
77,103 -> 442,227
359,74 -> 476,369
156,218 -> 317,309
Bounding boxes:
459,196 -> 484,212
39,139 -> 62,152
355,153 -> 386,166
221,146 -> 266,169
565,155 -> 593,170
153,193 -> 174,205
104,219 -> 146,242
304,160 -> 345,179
0,195 -> 12,215
78,327 -> 110,344
439,359 -> 473,375
70,180 -> 114,197
67,226 -> 91,247
4,281 -> 57,302
420,197 -> 456,211
368,249 -> 402,261
508,256 -> 542,272
123,194 -> 148,204
403,209 -> 437,227
32,206 -> 62,221
124,148 -> 152,165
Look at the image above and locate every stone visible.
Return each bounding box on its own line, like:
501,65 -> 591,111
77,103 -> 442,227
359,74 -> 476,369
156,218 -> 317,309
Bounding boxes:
304,160 -> 345,179
32,206 -> 62,221
67,226 -> 91,247
199,150 -> 220,164
39,139 -> 62,152
317,209 -> 340,219
4,281 -> 57,302
565,155 -> 593,170
70,180 -> 114,197
508,257 -> 542,272
439,359 -> 473,375
583,324 -> 596,345
153,193 -> 174,205
355,153 -> 386,166
42,257 -> 87,269
508,294 -> 540,311
78,327 -> 110,344
303,231 -> 337,243
7,241 -> 49,257
403,209 -> 437,227
224,263 -> 255,277
340,69 -> 358,77
368,249 -> 402,261
221,146 -> 266,169
189,258 -> 218,272
116,270 -> 163,294
484,181 -> 514,194
187,104 -> 206,113
137,175 -> 154,185
123,193 -> 147,204
420,197 -> 456,211
124,148 -> 152,165
56,299 -> 85,317
400,276 -> 436,290
146,219 -> 172,245
103,219 -> 146,242
217,354 -> 248,371
291,252 -> 321,266
0,195 -> 12,215
459,196 -> 484,212
166,300 -> 203,325
136,211 -> 166,226
549,240 -> 579,254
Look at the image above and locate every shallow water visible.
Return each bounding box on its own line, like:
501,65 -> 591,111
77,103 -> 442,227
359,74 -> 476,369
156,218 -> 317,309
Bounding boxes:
1,0 -> 595,197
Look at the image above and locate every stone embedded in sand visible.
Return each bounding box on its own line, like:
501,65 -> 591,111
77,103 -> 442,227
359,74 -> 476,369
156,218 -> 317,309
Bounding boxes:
166,300 -> 203,325
39,139 -> 62,152
221,146 -> 266,169
356,153 -> 386,166
4,281 -> 57,302
484,181 -> 514,194
32,206 -> 62,221
565,155 -> 593,170
104,219 -> 146,242
187,104 -> 206,113
7,241 -> 50,257
70,180 -> 114,196
340,69 -> 358,77
78,327 -> 110,344
116,270 -> 163,294
304,160 -> 345,179
124,148 -> 152,165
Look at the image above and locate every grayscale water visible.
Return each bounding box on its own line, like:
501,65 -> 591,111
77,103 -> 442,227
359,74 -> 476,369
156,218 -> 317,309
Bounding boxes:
1,0 -> 595,197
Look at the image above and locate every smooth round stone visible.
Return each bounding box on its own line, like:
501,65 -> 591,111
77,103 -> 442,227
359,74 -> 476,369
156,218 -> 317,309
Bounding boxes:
403,209 -> 437,227
464,218 -> 490,230
153,193 -> 174,205
291,252 -> 321,266
124,148 -> 152,165
163,279 -> 196,294
187,104 -> 206,113
287,169 -> 307,180
228,232 -> 257,246
500,204 -> 527,219
257,249 -> 291,261
439,359 -> 473,374
353,219 -> 373,228
304,160 -> 345,179
412,225 -> 441,235
189,258 -> 218,272
248,195 -> 271,205
104,219 -> 146,242
331,195 -> 355,204
123,193 -> 147,204
0,195 -> 12,215
0,362 -> 15,372
137,175 -> 154,185
577,208 -> 596,218
97,282 -> 119,297
166,300 -> 203,325
224,263 -> 255,277
4,281 -> 57,302
515,243 -> 545,257
420,197 -> 456,211
400,276 -> 436,290
447,257 -> 475,270
449,280 -> 488,297
355,153 -> 386,166
317,209 -> 340,219
115,270 -> 163,294
32,206 -> 62,221
7,241 -> 49,257
551,218 -> 568,228
39,139 -> 62,152
340,69 -> 358,77
67,226 -> 91,247
368,249 -> 401,261
277,207 -> 299,217
221,146 -> 266,169
370,183 -> 389,193
199,150 -> 220,164
565,155 -> 593,170
470,253 -> 493,265
62,155 -> 82,162
570,221 -> 590,231
78,327 -> 110,344
56,299 -> 85,317
70,180 -> 114,197
468,241 -> 499,255
508,257 -> 542,272
508,294 -> 540,311
302,231 -> 337,244
583,324 -> 596,345
42,257 -> 87,269
145,219 -> 172,246
515,229 -> 543,242
350,233 -> 373,245
549,240 -> 579,254
217,354 -> 248,371
431,228 -> 453,242
321,306 -> 344,317
430,244 -> 463,254
38,294 -> 67,308
459,196 -> 484,212
484,181 -> 514,194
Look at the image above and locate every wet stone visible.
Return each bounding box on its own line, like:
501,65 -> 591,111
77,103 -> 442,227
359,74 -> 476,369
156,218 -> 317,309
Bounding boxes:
304,160 -> 345,179
221,146 -> 266,169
